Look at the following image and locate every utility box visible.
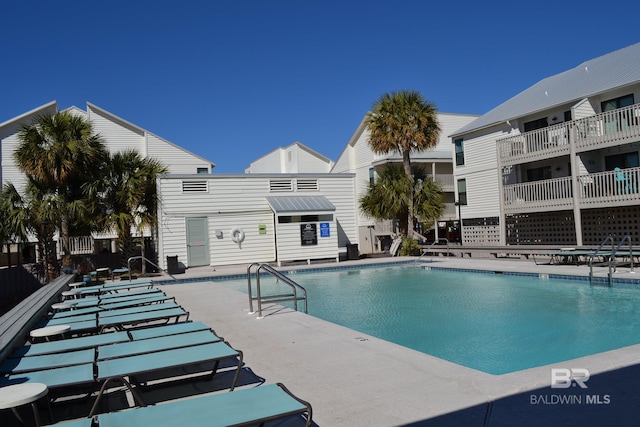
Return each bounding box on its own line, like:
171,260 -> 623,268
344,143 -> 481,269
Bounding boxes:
166,255 -> 179,275
346,244 -> 359,260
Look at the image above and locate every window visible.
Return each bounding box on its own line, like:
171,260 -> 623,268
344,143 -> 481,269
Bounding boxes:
369,168 -> 375,185
277,214 -> 333,223
601,94 -> 636,134
457,179 -> 467,205
524,118 -> 549,132
605,152 -> 639,170
601,94 -> 635,112
196,168 -> 209,174
454,139 -> 464,166
526,166 -> 552,182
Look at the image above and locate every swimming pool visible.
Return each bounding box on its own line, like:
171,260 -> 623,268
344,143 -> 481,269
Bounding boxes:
222,265 -> 640,375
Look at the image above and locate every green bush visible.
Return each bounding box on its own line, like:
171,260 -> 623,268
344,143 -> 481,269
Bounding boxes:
399,237 -> 421,256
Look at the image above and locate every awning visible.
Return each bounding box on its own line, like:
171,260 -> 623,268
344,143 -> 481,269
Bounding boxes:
266,196 -> 336,213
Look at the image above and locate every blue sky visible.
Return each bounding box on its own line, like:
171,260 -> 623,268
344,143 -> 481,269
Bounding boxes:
2,1 -> 639,173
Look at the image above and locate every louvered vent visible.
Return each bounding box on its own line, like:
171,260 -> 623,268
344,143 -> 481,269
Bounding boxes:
182,180 -> 208,192
270,179 -> 293,192
296,179 -> 319,191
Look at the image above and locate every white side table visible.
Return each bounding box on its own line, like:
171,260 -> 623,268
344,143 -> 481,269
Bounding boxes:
61,289 -> 82,300
51,301 -> 77,312
30,324 -> 71,342
0,382 -> 52,426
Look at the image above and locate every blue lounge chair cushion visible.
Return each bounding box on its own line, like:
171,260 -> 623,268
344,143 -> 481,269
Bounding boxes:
1,348 -> 95,374
95,383 -> 310,427
98,330 -> 221,360
128,321 -> 210,340
97,302 -> 180,319
0,363 -> 95,389
96,341 -> 237,381
13,331 -> 130,357
98,307 -> 187,329
99,294 -> 173,310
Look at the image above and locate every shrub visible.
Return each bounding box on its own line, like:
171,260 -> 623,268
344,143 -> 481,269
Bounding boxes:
399,237 -> 421,256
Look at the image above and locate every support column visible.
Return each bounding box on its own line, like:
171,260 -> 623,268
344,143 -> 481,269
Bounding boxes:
569,124 -> 583,245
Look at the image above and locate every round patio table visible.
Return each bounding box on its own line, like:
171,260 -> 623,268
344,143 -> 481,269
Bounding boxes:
0,382 -> 51,426
30,324 -> 70,342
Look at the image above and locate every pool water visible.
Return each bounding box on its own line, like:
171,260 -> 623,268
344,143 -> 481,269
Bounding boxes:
224,266 -> 640,375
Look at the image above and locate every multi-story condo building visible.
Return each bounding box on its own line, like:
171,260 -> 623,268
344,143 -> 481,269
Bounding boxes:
332,112 -> 479,254
451,42 -> 640,246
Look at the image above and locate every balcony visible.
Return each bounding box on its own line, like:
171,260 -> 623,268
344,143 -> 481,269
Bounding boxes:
498,103 -> 640,166
503,167 -> 640,213
427,173 -> 454,191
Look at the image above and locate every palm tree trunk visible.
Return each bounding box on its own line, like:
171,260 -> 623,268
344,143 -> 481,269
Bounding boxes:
60,217 -> 72,268
403,151 -> 414,237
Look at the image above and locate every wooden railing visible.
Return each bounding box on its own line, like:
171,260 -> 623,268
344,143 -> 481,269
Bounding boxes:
503,177 -> 573,212
504,167 -> 640,212
575,104 -> 640,150
498,103 -> 640,164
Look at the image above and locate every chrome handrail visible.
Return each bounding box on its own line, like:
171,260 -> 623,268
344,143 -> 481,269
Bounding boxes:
608,235 -> 634,284
418,238 -> 449,261
247,263 -> 307,319
126,256 -> 175,281
589,234 -> 613,284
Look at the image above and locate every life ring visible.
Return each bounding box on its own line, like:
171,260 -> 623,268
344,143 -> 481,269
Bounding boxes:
230,227 -> 245,244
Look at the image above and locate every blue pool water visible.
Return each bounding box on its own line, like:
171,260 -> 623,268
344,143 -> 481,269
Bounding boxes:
223,266 -> 640,375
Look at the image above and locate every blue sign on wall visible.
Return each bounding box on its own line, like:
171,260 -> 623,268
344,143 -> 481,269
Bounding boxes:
320,222 -> 330,237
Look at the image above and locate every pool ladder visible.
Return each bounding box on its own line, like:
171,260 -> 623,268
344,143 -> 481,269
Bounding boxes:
247,263 -> 307,319
589,234 -> 635,285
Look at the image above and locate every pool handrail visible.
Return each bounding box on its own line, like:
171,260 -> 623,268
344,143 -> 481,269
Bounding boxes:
608,235 -> 635,283
418,238 -> 449,261
589,234 -> 613,284
247,263 -> 307,319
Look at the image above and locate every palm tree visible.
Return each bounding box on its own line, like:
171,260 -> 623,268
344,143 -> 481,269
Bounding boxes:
14,111 -> 108,269
86,149 -> 168,269
360,166 -> 444,236
0,181 -> 59,281
367,90 -> 441,236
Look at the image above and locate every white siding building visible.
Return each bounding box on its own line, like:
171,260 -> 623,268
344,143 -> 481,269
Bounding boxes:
245,141 -> 334,173
0,101 -> 214,194
451,42 -> 640,246
331,112 -> 478,254
156,173 -> 357,269
0,101 -> 215,259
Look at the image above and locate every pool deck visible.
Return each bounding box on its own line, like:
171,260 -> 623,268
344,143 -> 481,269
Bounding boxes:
156,257 -> 640,426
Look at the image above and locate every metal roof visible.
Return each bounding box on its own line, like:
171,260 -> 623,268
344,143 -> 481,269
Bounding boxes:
266,196 -> 336,213
452,42 -> 640,136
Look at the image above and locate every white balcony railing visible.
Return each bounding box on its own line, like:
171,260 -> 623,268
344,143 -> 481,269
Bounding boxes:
503,177 -> 573,212
498,103 -> 640,165
574,104 -> 640,150
504,167 -> 640,212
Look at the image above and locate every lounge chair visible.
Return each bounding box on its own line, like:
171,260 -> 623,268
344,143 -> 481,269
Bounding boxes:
97,329 -> 222,360
12,331 -> 131,357
0,348 -> 94,374
127,321 -> 211,340
98,306 -> 189,331
95,383 -> 312,427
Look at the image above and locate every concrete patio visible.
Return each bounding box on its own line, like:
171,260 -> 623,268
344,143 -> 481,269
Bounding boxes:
151,256 -> 640,426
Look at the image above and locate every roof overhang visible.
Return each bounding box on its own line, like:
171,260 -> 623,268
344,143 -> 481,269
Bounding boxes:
266,196 -> 336,214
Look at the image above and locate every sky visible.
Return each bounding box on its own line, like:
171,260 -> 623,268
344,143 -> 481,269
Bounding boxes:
2,1 -> 639,173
